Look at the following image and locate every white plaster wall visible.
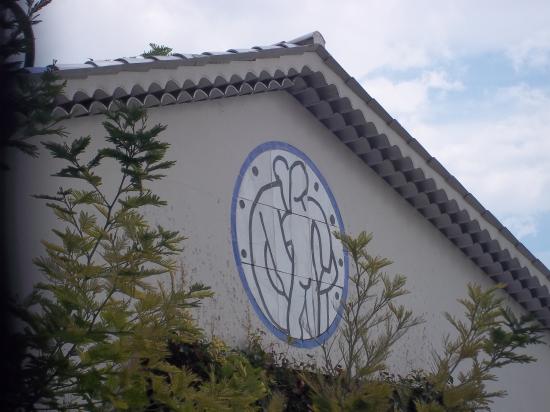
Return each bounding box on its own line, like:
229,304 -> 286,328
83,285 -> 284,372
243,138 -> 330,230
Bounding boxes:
5,91 -> 550,411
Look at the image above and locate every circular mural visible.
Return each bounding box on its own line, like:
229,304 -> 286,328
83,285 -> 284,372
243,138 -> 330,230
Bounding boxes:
231,141 -> 349,348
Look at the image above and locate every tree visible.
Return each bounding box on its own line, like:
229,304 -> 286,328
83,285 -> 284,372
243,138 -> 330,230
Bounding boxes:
305,231 -> 422,411
296,231 -> 545,412
1,2 -> 66,336
1,0 -> 65,169
142,43 -> 173,58
418,284 -> 545,411
6,104 -> 269,411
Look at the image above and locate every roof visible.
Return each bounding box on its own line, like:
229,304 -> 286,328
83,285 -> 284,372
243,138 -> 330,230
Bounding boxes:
30,32 -> 550,328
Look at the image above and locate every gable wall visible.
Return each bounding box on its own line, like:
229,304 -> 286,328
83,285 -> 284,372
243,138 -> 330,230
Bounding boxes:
6,81 -> 550,411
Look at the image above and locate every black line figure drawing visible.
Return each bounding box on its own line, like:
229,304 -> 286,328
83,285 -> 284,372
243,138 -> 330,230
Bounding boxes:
235,146 -> 346,344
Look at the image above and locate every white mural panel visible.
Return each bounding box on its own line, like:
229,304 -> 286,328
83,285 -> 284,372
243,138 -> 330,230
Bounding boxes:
232,141 -> 349,347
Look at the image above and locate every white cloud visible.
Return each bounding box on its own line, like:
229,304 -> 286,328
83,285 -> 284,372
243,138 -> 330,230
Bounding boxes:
507,29 -> 550,71
362,77 -> 550,243
34,0 -> 550,76
493,84 -> 550,109
363,70 -> 462,119
502,216 -> 537,239
538,250 -> 550,266
363,77 -> 429,117
422,71 -> 463,92
403,84 -> 550,221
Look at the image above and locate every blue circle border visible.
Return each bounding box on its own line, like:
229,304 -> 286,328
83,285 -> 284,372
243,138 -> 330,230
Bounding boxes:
230,141 -> 349,348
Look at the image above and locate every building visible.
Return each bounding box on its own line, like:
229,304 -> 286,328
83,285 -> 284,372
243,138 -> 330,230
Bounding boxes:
7,32 -> 550,410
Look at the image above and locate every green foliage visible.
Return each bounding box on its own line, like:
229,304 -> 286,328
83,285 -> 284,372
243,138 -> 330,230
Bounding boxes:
382,370 -> 444,411
167,338 -> 269,411
305,231 -> 422,410
242,329 -> 314,411
6,105 -> 269,411
142,43 -> 173,57
376,285 -> 545,411
426,283 -> 545,411
1,0 -> 65,168
244,231 -> 546,412
9,67 -> 66,156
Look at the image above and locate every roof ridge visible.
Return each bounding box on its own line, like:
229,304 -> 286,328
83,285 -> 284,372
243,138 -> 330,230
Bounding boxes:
286,31 -> 326,47
28,32 -> 323,71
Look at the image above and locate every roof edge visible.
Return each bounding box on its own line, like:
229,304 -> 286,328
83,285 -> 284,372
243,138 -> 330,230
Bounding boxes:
310,45 -> 550,283
287,31 -> 326,47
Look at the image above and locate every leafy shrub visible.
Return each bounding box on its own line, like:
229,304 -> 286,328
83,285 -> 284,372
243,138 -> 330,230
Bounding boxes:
232,232 -> 545,412
6,105 -> 269,411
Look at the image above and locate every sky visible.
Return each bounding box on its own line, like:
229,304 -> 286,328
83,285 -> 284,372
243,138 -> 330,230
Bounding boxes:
34,0 -> 550,266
